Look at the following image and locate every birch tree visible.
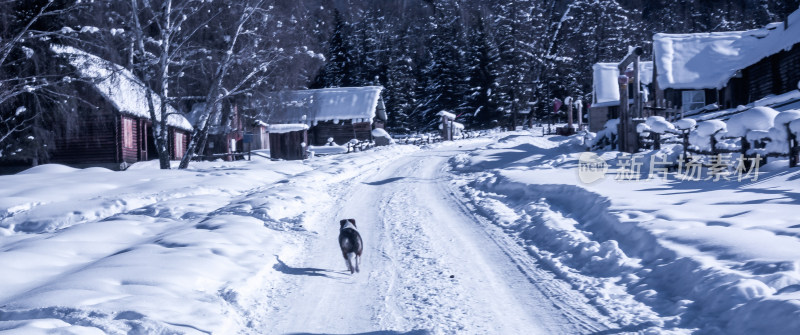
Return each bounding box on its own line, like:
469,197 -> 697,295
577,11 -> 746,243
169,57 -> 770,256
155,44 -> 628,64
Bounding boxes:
177,1 -> 325,169
126,0 -> 207,169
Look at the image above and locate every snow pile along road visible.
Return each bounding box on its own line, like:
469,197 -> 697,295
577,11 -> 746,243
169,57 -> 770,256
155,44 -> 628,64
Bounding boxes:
450,132 -> 800,335
0,145 -> 417,334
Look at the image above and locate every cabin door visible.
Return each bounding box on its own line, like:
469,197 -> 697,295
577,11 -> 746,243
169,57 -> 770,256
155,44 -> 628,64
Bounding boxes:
139,120 -> 148,161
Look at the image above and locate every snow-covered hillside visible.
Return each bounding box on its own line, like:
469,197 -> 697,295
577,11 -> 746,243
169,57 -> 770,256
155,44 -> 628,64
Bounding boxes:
1,131 -> 799,334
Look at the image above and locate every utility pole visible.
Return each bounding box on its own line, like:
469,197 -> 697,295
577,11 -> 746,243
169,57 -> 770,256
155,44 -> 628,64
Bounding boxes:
618,46 -> 643,153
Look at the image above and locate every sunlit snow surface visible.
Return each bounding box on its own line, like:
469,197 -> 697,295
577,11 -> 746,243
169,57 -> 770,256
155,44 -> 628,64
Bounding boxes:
1,131 -> 799,334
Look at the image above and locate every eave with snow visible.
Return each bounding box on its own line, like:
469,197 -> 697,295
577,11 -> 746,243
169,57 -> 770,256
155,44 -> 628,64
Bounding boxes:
651,8 -> 800,120
47,45 -> 193,169
265,86 -> 387,146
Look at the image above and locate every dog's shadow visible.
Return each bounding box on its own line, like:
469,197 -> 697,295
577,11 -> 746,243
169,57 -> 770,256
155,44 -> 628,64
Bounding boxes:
273,256 -> 347,278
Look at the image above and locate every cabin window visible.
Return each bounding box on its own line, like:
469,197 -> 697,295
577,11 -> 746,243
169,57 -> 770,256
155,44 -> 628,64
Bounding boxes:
122,117 -> 134,148
682,90 -> 705,112
174,132 -> 185,158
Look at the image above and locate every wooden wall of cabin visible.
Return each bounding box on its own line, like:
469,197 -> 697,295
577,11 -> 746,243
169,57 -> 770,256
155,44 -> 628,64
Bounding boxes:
664,88 -> 718,112
588,107 -> 609,132
168,128 -> 190,160
120,115 -> 140,164
310,120 -> 372,145
747,56 -> 776,100
588,106 -> 619,132
50,91 -> 120,168
745,43 -> 800,101
269,130 -> 307,160
720,76 -> 749,109
779,43 -> 800,93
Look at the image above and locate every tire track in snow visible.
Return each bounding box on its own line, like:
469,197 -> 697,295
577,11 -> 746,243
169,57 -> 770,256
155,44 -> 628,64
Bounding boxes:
263,143 -> 610,334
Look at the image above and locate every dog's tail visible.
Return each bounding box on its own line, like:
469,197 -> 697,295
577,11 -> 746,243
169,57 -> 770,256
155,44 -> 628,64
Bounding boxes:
346,252 -> 357,274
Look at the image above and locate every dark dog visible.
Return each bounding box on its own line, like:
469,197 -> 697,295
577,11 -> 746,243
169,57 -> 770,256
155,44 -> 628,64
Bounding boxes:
339,219 -> 363,274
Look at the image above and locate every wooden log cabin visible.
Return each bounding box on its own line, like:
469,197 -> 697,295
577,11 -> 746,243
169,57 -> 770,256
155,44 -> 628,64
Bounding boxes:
651,8 -> 800,120
51,46 -> 193,170
265,87 -> 387,146
184,102 -> 269,160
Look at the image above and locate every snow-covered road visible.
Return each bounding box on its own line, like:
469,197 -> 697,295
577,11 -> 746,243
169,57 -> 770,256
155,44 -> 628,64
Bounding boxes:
4,132 -> 798,334
262,143 -> 607,334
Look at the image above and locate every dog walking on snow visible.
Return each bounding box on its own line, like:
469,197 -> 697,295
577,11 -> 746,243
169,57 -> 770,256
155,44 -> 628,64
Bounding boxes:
339,219 -> 363,274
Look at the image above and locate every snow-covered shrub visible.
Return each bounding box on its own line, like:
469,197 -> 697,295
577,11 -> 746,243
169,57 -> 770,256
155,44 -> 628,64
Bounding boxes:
725,107 -> 778,138
674,118 -> 697,131
644,116 -> 675,134
638,116 -> 677,150
372,128 -> 395,146
636,122 -> 651,134
790,118 -> 800,138
764,110 -> 800,155
726,107 -> 778,155
689,120 -> 727,152
590,119 -> 619,150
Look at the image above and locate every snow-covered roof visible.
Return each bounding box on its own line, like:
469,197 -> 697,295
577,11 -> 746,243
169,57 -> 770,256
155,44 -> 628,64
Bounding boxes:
267,86 -> 384,125
592,62 -> 653,107
268,124 -> 309,134
52,45 -> 193,131
437,111 -> 456,120
654,9 -> 800,90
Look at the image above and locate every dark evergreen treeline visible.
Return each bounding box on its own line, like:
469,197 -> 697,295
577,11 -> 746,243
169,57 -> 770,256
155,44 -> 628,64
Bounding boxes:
1,0 -> 798,164
310,0 -> 798,132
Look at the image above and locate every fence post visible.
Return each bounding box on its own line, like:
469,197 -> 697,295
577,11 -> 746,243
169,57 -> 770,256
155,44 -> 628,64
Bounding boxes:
682,129 -> 689,164
653,133 -> 661,150
788,124 -> 798,168
740,136 -> 752,170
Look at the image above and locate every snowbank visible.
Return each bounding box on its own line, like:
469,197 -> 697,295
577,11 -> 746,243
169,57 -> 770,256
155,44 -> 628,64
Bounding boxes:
0,145 -> 420,334
450,133 -> 800,334
308,144 -> 347,155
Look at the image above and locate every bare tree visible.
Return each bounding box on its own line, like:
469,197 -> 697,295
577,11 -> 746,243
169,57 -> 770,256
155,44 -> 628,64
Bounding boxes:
126,0 -> 213,169
177,0 -> 324,169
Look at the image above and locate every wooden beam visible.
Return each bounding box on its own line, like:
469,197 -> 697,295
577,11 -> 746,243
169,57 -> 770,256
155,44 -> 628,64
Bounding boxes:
617,46 -> 644,72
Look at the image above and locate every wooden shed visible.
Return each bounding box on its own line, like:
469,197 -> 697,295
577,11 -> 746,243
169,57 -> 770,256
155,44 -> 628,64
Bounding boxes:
268,124 -> 308,160
265,87 -> 387,146
185,102 -> 254,160
588,62 -> 655,132
50,46 -> 193,170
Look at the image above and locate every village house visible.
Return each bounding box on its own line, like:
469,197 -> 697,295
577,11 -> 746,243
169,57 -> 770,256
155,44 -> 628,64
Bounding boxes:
184,101 -> 270,160
651,8 -> 800,120
588,61 -> 654,132
265,86 -> 387,146
50,45 -> 193,170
